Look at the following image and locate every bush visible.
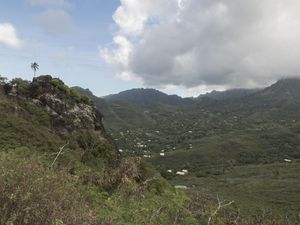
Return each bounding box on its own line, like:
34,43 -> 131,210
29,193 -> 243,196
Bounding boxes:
50,78 -> 90,104
76,131 -> 115,167
3,83 -> 12,95
0,153 -> 99,225
10,78 -> 31,97
0,75 -> 7,86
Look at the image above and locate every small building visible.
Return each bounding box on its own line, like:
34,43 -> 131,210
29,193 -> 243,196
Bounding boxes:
176,171 -> 185,175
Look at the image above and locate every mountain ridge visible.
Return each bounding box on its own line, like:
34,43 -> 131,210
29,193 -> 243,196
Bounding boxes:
103,88 -> 195,107
77,78 -> 300,108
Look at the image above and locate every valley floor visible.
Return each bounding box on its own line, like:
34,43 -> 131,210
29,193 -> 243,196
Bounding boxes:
170,161 -> 300,216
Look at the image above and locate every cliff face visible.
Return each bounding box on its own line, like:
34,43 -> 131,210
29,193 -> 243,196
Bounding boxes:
29,75 -> 105,136
1,75 -> 117,160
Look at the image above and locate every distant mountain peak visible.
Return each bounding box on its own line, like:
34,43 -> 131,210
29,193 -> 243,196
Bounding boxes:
271,77 -> 300,88
198,88 -> 259,100
104,88 -> 194,106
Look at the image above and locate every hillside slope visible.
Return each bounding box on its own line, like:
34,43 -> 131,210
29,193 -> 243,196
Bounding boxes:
0,75 -> 202,225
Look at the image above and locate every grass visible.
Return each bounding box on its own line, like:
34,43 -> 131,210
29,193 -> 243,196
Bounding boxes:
0,151 -> 200,225
169,162 -> 300,216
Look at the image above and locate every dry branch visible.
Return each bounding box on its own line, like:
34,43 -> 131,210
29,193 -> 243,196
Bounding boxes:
207,195 -> 234,225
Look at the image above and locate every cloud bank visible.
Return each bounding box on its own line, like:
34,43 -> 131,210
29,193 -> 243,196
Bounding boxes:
0,23 -> 23,48
101,0 -> 300,90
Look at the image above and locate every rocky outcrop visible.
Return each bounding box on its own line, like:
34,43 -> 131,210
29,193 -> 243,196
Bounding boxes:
29,75 -> 105,136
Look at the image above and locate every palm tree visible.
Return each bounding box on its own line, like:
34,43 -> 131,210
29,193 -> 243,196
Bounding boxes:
31,62 -> 39,77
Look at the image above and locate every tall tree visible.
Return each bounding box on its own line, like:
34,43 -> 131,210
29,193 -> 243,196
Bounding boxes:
31,62 -> 39,77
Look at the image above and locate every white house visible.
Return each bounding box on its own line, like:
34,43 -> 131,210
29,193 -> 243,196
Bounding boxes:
176,171 -> 185,175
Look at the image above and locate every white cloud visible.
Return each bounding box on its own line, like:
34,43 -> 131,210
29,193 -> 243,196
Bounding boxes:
100,35 -> 132,66
104,0 -> 300,90
112,0 -> 179,35
160,84 -> 222,97
112,2 -> 147,35
116,71 -> 141,81
0,23 -> 23,48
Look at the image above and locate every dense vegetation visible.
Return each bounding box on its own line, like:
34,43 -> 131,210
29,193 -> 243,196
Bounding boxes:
76,79 -> 300,223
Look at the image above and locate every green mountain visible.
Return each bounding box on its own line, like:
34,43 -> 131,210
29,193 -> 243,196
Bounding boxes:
198,88 -> 259,100
73,86 -> 158,130
0,75 -> 203,225
104,88 -> 195,106
76,78 -> 300,221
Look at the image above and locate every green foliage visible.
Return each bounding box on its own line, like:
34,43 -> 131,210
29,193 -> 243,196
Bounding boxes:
0,108 -> 61,152
0,153 -> 99,225
10,78 -> 31,96
138,159 -> 158,181
188,192 -> 298,225
94,190 -> 198,225
21,101 -> 50,126
76,131 -> 115,167
0,74 -> 7,84
0,151 -> 201,225
70,88 -> 90,104
3,83 -> 12,94
14,146 -> 33,156
50,78 -> 90,104
31,62 -> 39,76
50,78 -> 70,93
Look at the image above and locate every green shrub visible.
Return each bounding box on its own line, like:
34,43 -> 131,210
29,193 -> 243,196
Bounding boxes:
14,146 -> 32,156
10,78 -> 31,97
50,78 -> 70,94
50,79 -> 90,104
76,131 -> 115,167
70,88 -> 90,104
0,153 -> 99,225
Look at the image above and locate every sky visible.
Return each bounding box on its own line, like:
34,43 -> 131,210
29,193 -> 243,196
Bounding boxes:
1,0 -> 300,97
